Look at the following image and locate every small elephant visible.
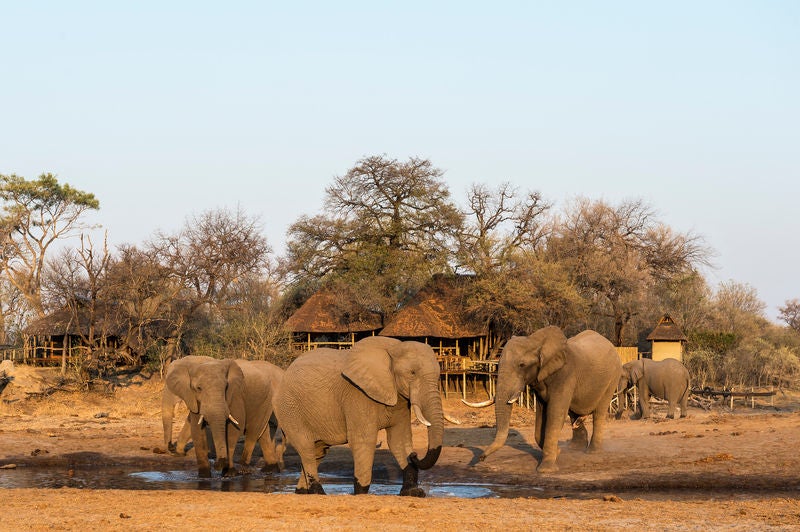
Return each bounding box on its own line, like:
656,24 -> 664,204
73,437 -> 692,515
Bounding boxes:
274,336 -> 444,496
465,326 -> 622,473
162,356 -> 245,477
619,358 -> 690,419
162,356 -> 286,476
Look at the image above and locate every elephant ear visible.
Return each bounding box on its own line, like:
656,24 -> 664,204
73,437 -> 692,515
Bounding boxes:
536,327 -> 568,383
342,348 -> 398,406
166,360 -> 199,413
224,360 -> 246,422
628,361 -> 644,383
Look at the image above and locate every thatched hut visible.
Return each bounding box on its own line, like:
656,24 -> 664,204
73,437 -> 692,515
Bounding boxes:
646,314 -> 688,362
379,275 -> 496,360
22,306 -> 128,366
285,290 -> 383,352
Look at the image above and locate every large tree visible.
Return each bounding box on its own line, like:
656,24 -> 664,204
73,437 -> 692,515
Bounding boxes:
282,155 -> 463,322
0,173 -> 99,318
548,198 -> 710,345
456,183 -> 583,337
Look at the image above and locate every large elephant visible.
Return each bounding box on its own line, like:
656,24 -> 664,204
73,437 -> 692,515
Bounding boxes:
465,326 -> 621,473
274,336 -> 444,496
162,355 -> 245,477
619,358 -> 690,419
162,356 -> 286,474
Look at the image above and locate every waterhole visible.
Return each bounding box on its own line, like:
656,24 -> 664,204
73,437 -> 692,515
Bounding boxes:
0,466 -> 554,498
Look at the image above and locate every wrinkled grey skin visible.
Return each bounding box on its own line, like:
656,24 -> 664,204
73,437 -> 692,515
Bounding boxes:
162,357 -> 286,473
162,356 -> 245,477
235,359 -> 286,472
619,358 -> 690,419
274,337 -> 443,496
477,326 -> 622,474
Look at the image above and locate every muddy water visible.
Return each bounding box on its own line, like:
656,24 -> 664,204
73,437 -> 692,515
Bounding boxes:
0,465 -> 555,498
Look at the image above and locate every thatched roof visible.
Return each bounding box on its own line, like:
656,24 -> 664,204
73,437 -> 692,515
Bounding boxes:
23,306 -> 128,337
380,275 -> 487,339
646,314 -> 687,342
285,290 -> 383,334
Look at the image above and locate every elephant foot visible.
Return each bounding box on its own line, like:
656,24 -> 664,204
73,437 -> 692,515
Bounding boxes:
568,438 -> 588,450
537,460 -> 559,474
222,465 -> 239,477
296,479 -> 325,495
666,414 -> 675,419
354,482 -> 370,495
399,486 -> 426,497
260,462 -> 282,474
586,443 -> 602,454
167,442 -> 177,453
680,413 -> 687,418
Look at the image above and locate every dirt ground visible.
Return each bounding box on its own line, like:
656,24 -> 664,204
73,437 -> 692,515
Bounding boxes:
1,365 -> 799,531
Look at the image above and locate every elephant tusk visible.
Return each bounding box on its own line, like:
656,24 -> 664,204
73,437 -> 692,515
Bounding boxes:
444,412 -> 462,425
462,398 -> 495,408
507,392 -> 521,405
412,404 -> 431,427
197,414 -> 204,426
228,414 -> 240,428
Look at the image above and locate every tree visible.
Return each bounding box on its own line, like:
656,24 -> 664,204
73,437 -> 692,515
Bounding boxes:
148,207 -> 272,356
0,173 -> 99,318
44,233 -> 112,375
282,155 -> 463,323
548,198 -> 710,346
779,299 -> 800,332
709,280 -> 767,338
456,182 -> 551,275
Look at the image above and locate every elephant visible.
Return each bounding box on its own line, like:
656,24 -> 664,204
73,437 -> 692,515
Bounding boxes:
162,356 -> 286,476
162,355 -> 245,477
274,336 -> 444,496
465,326 -> 622,473
619,358 -> 690,419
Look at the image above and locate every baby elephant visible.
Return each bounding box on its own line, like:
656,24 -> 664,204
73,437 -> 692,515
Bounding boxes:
619,358 -> 690,419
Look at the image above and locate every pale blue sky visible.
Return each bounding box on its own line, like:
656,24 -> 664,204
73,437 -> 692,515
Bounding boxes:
1,2 -> 798,320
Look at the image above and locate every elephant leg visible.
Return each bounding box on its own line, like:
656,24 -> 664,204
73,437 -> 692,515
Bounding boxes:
188,413 -> 212,478
295,440 -> 327,494
538,402 -> 565,473
569,413 -> 589,450
386,424 -> 425,497
588,382 -> 616,453
638,386 -> 652,418
256,424 -> 283,473
666,399 -> 677,419
350,439 -> 376,495
534,402 -> 547,450
680,391 -> 689,418
220,425 -> 239,477
172,415 -> 192,455
240,433 -> 257,469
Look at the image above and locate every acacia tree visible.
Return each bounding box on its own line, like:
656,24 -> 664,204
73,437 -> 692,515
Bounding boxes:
282,155 -> 463,323
0,173 -> 99,318
548,198 -> 710,346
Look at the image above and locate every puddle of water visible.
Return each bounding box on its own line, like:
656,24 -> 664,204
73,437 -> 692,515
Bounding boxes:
130,469 -> 497,498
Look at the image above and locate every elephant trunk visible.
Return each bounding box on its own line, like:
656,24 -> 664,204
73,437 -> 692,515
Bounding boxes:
204,404 -> 232,471
410,387 -> 444,471
481,400 -> 513,461
481,369 -> 522,461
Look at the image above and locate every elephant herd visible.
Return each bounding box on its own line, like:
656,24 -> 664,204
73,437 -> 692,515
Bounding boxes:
162,327 -> 692,496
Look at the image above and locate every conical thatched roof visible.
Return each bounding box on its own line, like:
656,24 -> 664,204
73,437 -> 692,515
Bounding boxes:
646,314 -> 687,342
380,274 -> 487,339
285,290 -> 383,333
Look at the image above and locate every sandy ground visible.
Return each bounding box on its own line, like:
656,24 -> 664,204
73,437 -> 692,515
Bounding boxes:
0,365 -> 799,531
